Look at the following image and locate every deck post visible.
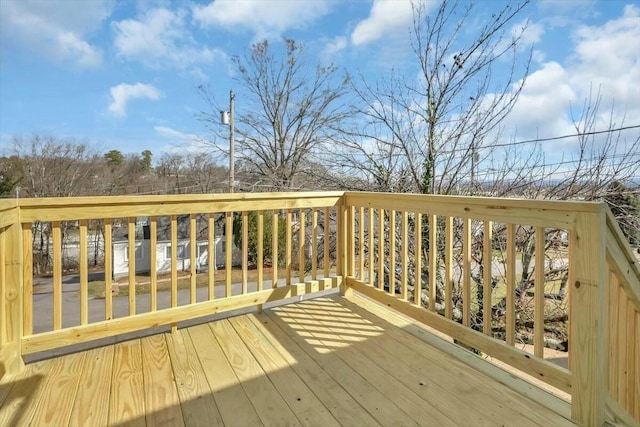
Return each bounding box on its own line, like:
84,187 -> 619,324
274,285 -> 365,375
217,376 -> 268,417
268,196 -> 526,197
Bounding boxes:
339,198 -> 352,297
569,208 -> 606,426
0,206 -> 25,378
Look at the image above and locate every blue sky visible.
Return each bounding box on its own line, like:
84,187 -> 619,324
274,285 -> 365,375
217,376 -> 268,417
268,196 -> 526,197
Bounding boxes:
0,0 -> 639,164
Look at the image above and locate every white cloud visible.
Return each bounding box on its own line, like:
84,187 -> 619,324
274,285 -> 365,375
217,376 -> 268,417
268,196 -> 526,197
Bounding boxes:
321,36 -> 347,61
155,126 -> 210,153
113,8 -> 225,68
569,4 -> 640,117
0,0 -> 109,68
498,5 -> 640,156
108,83 -> 162,118
351,0 -> 430,46
512,19 -> 545,45
192,0 -> 332,39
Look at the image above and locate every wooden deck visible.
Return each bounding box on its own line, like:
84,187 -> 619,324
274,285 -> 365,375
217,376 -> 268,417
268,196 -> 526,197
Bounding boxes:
0,294 -> 575,427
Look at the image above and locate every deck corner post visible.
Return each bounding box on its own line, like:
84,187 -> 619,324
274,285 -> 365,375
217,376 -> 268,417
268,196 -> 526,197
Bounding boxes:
338,197 -> 352,296
569,209 -> 606,426
0,207 -> 25,378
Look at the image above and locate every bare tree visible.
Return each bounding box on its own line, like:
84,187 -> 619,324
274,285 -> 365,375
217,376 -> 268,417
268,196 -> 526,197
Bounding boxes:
200,38 -> 351,191
339,0 -> 532,195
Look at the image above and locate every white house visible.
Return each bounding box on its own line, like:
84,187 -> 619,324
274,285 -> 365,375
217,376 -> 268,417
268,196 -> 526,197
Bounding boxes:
112,236 -> 241,279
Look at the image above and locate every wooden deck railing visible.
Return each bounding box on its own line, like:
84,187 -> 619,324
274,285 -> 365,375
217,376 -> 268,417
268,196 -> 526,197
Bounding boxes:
0,192 -> 344,360
1,191 -> 638,426
340,192 -> 640,427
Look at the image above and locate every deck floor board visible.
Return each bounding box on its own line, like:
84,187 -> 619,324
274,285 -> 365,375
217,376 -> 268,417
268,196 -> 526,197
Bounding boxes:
0,294 -> 576,426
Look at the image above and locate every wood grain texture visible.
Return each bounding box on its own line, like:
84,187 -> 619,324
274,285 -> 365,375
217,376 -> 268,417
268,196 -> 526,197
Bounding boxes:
569,211 -> 606,426
229,315 -> 341,427
109,339 -> 145,426
165,329 -> 224,427
210,319 -> 300,426
248,313 -> 382,427
68,345 -> 114,426
141,334 -> 185,427
342,295 -> 574,425
188,323 -> 264,426
347,277 -> 572,393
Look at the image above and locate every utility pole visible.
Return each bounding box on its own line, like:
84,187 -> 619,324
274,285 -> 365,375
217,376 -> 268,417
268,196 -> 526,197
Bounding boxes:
470,142 -> 476,195
229,90 -> 235,193
221,90 -> 235,193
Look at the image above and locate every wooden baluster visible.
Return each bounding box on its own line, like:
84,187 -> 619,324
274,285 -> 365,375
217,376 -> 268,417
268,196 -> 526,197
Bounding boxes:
149,216 -> 157,311
257,211 -> 264,291
347,206 -> 355,279
80,219 -> 88,324
190,214 -> 197,304
127,217 -> 136,316
170,215 -> 178,309
299,209 -> 306,284
286,210 -> 292,286
444,217 -> 453,319
359,207 -> 365,280
368,207 -> 374,286
208,214 -> 215,300
401,211 -> 408,300
462,218 -> 471,327
272,210 -> 279,288
378,209 -> 385,291
483,221 -> 493,335
242,211 -> 248,294
414,213 -> 422,306
104,219 -> 113,320
53,221 -> 62,330
225,212 -> 233,297
0,229 -> 5,344
324,207 -> 330,278
311,208 -> 318,280
506,223 -> 516,345
389,210 -> 396,296
429,214 -> 437,311
534,226 -> 545,357
22,223 -> 32,336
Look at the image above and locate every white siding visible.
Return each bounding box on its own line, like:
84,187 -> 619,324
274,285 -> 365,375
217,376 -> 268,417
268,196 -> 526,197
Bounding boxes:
112,236 -> 241,279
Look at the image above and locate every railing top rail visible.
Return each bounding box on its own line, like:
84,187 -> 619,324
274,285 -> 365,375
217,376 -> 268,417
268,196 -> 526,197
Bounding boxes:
344,191 -> 605,230
344,191 -> 604,213
13,191 -> 345,222
14,191 -> 345,207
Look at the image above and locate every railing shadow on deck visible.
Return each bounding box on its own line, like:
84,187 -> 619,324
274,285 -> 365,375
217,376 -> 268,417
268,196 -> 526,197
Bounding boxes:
92,295 -> 574,427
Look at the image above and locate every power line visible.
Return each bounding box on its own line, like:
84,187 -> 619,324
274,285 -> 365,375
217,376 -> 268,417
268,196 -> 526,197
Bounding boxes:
363,124 -> 640,158
480,124 -> 640,150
